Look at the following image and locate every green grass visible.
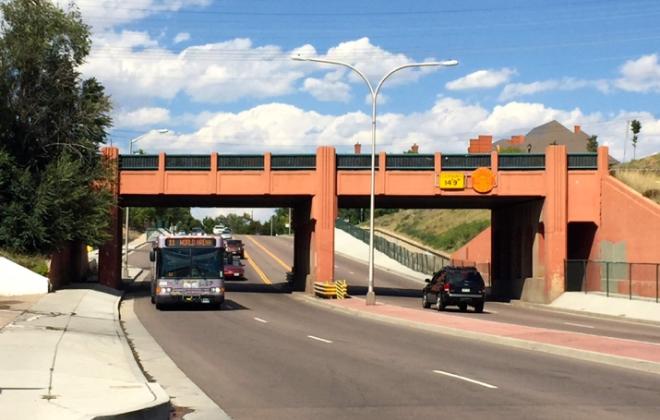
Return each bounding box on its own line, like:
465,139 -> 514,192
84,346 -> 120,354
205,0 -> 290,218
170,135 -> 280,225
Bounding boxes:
371,209 -> 491,253
0,248 -> 49,277
611,153 -> 660,204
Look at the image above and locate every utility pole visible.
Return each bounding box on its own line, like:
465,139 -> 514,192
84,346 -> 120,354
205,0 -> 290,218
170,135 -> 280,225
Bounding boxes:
270,216 -> 273,236
623,120 -> 629,163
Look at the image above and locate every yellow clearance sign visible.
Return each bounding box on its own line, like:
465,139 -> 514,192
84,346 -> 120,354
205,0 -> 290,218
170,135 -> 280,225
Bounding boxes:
439,172 -> 465,190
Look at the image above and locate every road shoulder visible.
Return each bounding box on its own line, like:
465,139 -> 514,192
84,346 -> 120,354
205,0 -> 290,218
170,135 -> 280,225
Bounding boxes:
120,296 -> 232,420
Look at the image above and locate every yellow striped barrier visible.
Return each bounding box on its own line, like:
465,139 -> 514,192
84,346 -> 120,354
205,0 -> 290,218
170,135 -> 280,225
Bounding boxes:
313,281 -> 337,299
335,280 -> 349,299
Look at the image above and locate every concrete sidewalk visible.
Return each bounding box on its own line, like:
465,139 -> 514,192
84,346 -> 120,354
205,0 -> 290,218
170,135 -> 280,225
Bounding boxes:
302,295 -> 660,376
0,285 -> 169,419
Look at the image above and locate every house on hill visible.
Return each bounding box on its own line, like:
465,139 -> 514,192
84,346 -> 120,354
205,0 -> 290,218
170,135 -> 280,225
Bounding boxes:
468,120 -> 593,154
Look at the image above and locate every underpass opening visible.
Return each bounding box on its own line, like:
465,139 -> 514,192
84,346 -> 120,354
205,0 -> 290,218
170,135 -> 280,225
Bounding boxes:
117,196 -> 314,297
336,195 -> 545,304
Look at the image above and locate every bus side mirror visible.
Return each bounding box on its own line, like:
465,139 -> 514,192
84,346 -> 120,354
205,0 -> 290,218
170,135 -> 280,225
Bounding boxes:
149,250 -> 155,262
425,278 -> 430,283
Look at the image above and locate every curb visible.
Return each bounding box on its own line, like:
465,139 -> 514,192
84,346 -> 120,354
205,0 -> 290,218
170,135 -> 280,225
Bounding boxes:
511,299 -> 660,328
92,290 -> 170,420
293,294 -> 660,376
120,297 -> 232,420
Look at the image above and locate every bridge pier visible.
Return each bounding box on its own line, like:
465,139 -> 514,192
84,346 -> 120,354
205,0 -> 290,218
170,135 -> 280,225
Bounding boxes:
310,147 -> 337,289
98,148 -> 122,289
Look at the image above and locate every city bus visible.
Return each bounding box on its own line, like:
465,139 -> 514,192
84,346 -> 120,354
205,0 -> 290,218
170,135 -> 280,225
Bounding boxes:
149,234 -> 225,310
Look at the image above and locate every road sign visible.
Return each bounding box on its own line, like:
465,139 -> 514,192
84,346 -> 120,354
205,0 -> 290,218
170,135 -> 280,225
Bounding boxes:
439,172 -> 465,190
472,167 -> 494,193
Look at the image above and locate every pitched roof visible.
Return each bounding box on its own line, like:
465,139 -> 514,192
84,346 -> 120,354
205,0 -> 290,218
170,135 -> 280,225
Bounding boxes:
493,120 -> 590,153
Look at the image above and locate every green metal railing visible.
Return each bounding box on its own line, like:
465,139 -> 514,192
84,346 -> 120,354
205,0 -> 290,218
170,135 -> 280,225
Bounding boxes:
566,260 -> 659,302
119,155 -> 159,170
118,152 -> 600,172
165,155 -> 211,170
441,154 -> 491,170
218,155 -> 264,170
271,154 -> 316,170
568,153 -> 597,170
499,154 -> 545,170
336,154 -> 378,170
336,219 -> 450,275
386,154 -> 435,170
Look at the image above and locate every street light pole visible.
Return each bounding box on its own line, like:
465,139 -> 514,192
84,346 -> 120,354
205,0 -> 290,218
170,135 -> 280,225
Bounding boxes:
292,56 -> 458,305
123,129 -> 169,279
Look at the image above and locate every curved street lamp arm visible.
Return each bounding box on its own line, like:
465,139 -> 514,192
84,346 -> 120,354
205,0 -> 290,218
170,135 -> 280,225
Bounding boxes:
291,56 -> 375,97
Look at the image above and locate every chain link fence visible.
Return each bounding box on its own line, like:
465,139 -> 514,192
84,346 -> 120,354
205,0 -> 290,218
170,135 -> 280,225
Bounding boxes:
566,260 -> 660,302
336,219 -> 451,275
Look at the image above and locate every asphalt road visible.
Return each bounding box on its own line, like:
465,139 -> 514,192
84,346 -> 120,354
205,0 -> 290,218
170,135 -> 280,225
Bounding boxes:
251,235 -> 660,344
129,235 -> 660,420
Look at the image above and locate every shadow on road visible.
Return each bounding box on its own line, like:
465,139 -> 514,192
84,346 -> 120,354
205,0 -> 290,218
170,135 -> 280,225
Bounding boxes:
226,282 -> 291,294
348,285 -> 422,298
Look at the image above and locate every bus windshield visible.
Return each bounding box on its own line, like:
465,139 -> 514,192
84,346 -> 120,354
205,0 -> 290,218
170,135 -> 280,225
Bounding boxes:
159,247 -> 223,279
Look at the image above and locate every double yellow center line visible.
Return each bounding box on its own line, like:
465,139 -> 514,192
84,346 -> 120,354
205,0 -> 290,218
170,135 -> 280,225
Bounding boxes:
242,236 -> 292,285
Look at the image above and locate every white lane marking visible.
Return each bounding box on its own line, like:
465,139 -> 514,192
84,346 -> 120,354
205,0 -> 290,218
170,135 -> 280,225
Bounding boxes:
307,335 -> 333,344
432,370 -> 498,389
254,317 -> 269,324
563,322 -> 595,329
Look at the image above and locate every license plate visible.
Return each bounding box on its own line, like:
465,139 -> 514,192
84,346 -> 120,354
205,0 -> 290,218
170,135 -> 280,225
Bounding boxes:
461,288 -> 471,293
201,298 -> 210,304
234,273 -> 240,276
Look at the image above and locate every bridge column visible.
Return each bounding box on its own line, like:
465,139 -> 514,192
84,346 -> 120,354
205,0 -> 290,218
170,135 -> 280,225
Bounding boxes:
543,145 -> 568,302
310,146 -> 337,290
98,147 -> 122,289
291,201 -> 312,291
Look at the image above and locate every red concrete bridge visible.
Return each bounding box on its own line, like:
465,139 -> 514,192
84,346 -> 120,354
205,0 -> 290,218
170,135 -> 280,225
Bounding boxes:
98,145 -> 659,303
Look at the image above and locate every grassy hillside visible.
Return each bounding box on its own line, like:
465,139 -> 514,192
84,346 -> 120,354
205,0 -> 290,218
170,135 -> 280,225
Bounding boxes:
370,209 -> 490,253
611,153 -> 660,204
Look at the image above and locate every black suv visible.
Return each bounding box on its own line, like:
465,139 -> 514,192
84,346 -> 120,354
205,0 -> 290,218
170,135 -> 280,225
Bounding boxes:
422,266 -> 485,313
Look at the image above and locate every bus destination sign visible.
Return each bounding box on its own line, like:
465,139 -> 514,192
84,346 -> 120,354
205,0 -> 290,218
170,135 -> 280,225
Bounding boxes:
165,238 -> 216,247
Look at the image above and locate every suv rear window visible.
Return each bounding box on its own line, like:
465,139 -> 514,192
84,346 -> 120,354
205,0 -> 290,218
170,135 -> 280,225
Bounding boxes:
227,240 -> 241,245
446,270 -> 484,287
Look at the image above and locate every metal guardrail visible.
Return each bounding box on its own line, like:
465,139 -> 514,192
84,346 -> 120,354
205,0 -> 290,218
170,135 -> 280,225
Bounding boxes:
386,154 -> 435,170
565,260 -> 659,302
119,155 -> 159,170
218,155 -> 264,170
336,154 -> 378,170
568,153 -> 598,170
336,219 -> 451,275
499,154 -> 545,170
441,154 -> 491,170
271,154 -> 316,170
165,155 -> 211,170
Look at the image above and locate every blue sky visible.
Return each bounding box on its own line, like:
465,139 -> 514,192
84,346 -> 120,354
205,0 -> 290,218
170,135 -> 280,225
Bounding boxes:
67,0 -> 660,219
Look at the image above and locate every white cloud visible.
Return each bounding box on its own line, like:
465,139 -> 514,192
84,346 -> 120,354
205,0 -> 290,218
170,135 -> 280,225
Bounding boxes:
113,107 -> 171,129
133,98 -> 660,161
499,78 -> 610,101
615,54 -> 660,93
81,33 -> 317,103
303,71 -> 351,102
82,33 -> 446,105
69,0 -> 212,31
446,68 -> 516,90
173,32 -> 190,44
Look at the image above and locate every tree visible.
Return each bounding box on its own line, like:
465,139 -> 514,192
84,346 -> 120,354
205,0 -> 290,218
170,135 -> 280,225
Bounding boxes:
586,135 -> 599,153
0,0 -> 113,253
630,120 -> 642,160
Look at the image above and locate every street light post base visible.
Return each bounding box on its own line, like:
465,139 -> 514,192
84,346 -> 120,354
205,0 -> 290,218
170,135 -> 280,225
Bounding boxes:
365,291 -> 376,305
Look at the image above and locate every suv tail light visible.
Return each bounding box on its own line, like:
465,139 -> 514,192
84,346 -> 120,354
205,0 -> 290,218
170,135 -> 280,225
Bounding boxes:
443,283 -> 450,292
